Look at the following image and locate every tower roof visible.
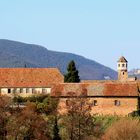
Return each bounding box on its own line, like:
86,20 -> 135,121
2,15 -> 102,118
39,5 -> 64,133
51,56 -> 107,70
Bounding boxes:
117,56 -> 128,63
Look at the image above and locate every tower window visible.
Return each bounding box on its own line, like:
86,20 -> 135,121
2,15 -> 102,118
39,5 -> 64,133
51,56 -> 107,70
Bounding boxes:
114,100 -> 120,106
122,64 -> 125,67
118,64 -> 120,67
123,72 -> 125,75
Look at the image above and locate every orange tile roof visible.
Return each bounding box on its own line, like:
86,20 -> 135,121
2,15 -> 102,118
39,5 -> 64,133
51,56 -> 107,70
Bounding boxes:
0,68 -> 64,87
117,56 -> 128,63
104,82 -> 138,96
52,81 -> 139,97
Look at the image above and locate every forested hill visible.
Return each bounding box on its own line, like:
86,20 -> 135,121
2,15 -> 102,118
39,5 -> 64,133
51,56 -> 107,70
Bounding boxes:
0,39 -> 117,80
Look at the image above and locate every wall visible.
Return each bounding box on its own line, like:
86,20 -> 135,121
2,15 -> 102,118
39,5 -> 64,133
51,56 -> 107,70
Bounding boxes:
0,87 -> 51,97
58,97 -> 138,116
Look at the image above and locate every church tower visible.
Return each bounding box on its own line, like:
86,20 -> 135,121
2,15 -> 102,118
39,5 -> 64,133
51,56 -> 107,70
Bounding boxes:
117,56 -> 128,81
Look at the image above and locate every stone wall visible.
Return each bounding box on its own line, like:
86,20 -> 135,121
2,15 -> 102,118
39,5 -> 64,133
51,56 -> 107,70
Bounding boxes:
58,97 -> 138,116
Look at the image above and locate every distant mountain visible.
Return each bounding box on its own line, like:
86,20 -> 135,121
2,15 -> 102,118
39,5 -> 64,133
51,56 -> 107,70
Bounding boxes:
0,39 -> 117,80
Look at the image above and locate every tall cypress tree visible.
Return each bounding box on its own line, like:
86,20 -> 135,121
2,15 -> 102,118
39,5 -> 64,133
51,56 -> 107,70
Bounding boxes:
64,60 -> 80,83
53,116 -> 61,140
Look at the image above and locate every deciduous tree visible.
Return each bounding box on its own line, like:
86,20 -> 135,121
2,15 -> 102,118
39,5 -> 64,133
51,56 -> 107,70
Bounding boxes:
62,97 -> 99,140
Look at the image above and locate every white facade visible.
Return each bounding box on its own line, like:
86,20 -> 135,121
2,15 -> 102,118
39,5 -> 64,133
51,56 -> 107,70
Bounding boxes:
117,62 -> 127,71
0,87 -> 51,95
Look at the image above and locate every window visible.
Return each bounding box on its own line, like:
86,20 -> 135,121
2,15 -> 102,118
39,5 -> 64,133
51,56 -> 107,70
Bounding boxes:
13,88 -> 16,93
114,100 -> 120,106
8,89 -> 11,93
32,88 -> 35,93
93,100 -> 97,106
42,88 -> 46,93
20,88 -> 23,93
122,64 -> 125,67
26,88 -> 29,93
118,64 -> 120,67
66,100 -> 69,106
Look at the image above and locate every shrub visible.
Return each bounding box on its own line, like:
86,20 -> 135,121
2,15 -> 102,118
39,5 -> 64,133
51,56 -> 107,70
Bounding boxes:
102,118 -> 140,140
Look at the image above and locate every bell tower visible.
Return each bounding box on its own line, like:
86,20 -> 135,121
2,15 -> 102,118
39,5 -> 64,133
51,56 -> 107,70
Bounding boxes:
117,56 -> 128,81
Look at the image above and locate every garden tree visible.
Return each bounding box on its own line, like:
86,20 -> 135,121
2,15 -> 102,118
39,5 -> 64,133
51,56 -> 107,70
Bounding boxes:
36,95 -> 59,115
62,97 -> 100,140
53,116 -> 61,140
0,95 -> 12,140
64,60 -> 80,83
8,102 -> 50,140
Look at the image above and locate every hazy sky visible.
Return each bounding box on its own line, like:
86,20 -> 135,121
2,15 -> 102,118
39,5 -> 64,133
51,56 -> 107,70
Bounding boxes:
0,0 -> 140,70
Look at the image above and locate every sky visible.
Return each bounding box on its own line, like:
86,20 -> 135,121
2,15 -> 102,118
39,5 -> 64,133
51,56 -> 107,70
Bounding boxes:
0,0 -> 140,70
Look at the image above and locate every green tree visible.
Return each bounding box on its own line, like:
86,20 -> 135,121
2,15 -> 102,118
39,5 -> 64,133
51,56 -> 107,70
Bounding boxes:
64,60 -> 80,83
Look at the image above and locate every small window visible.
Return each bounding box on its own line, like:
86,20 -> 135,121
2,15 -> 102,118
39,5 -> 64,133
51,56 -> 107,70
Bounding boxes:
42,88 -> 46,93
8,89 -> 11,93
13,88 -> 16,94
118,64 -> 120,67
114,100 -> 120,106
66,100 -> 69,106
122,64 -> 125,67
93,100 -> 97,106
20,88 -> 23,93
26,88 -> 29,93
32,88 -> 35,93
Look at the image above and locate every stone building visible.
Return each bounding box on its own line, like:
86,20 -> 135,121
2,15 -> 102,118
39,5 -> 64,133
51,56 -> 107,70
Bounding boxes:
52,81 -> 139,116
117,56 -> 128,81
0,56 -> 139,116
52,56 -> 140,116
0,68 -> 64,97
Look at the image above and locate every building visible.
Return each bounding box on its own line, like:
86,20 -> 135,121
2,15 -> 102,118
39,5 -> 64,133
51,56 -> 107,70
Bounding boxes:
52,56 -> 140,116
0,56 -> 139,116
0,68 -> 64,97
117,56 -> 128,81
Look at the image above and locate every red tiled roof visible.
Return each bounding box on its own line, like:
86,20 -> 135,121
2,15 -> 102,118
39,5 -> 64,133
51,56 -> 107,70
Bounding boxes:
117,56 -> 128,63
52,81 -> 139,97
104,83 -> 138,96
51,83 -> 88,96
0,68 -> 64,87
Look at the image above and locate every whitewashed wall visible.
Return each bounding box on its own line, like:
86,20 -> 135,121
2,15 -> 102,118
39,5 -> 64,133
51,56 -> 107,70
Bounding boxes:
0,87 -> 51,94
